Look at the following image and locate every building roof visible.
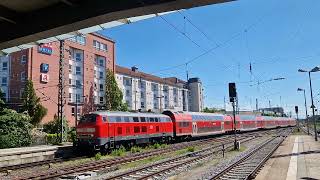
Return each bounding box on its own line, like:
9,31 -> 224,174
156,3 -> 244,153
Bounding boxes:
91,32 -> 115,43
115,65 -> 185,88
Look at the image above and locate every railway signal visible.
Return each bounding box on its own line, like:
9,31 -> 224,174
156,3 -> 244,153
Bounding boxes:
229,82 -> 238,150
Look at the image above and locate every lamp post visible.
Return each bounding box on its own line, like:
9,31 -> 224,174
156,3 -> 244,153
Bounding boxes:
299,67 -> 320,141
297,88 -> 310,135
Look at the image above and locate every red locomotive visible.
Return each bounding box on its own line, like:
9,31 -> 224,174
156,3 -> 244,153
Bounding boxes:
76,111 -> 296,150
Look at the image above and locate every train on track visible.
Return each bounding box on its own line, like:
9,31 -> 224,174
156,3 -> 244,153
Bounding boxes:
76,111 -> 296,151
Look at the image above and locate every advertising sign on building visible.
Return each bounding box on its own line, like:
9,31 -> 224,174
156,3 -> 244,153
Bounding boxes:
40,63 -> 49,73
40,73 -> 49,83
38,43 -> 53,55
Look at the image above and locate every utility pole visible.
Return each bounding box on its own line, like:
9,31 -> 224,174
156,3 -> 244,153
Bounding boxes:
58,40 -> 65,143
224,96 -> 226,112
269,100 -> 271,109
256,98 -> 258,111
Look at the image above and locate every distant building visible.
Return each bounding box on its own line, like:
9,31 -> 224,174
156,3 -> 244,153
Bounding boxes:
115,66 -> 204,112
258,107 -> 284,116
188,78 -> 204,112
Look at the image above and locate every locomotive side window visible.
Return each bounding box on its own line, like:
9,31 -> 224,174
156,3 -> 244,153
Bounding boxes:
116,116 -> 122,122
133,117 -> 139,122
102,117 -> 107,122
79,114 -> 97,123
134,126 -> 140,133
117,127 -> 122,135
141,126 -> 147,132
140,117 -> 146,122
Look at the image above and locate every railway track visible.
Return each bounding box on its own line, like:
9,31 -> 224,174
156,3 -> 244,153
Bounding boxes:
106,136 -> 255,180
7,128 -> 285,179
209,128 -> 292,180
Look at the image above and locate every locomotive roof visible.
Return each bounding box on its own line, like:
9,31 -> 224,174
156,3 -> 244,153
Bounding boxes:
90,111 -> 169,118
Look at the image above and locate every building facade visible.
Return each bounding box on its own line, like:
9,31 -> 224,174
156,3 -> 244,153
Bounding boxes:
115,66 -> 204,113
1,33 -> 115,126
188,78 -> 204,112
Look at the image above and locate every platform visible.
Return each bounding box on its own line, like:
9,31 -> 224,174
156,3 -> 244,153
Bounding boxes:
0,144 -> 73,168
256,135 -> 320,180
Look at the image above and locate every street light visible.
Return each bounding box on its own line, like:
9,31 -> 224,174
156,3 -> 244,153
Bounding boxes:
250,77 -> 286,86
297,88 -> 310,135
298,66 -> 320,141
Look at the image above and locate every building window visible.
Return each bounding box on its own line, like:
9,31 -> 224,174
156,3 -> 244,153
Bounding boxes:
93,40 -> 107,51
21,55 -> 27,64
76,66 -> 81,75
99,84 -> 103,91
75,53 -> 82,61
20,71 -> 26,81
99,97 -> 104,104
126,90 -> 130,96
20,88 -> 24,98
94,70 -> 97,78
99,58 -> 105,67
1,77 -> 7,86
124,79 -> 131,86
99,71 -> 103,79
69,35 -> 86,45
76,94 -> 81,103
76,80 -> 82,88
69,93 -> 72,102
69,78 -> 72,85
2,62 -> 7,71
69,64 -> 72,73
141,102 -> 145,108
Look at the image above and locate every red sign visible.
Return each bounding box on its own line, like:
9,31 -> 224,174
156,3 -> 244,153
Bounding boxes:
40,73 -> 49,83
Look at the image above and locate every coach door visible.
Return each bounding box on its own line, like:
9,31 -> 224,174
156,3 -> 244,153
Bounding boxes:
192,122 -> 197,135
108,117 -> 116,148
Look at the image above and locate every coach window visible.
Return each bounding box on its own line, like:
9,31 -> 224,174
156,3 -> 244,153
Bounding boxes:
134,126 -> 140,133
155,117 -> 159,122
116,116 -> 122,122
133,117 -> 139,122
149,117 -> 155,122
140,117 -> 146,122
142,126 -> 147,133
124,117 -> 130,122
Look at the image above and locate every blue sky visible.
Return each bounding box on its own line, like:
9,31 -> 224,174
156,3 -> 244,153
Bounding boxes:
100,0 -> 320,117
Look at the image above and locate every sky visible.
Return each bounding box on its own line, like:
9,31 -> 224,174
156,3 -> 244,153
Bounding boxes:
100,0 -> 320,118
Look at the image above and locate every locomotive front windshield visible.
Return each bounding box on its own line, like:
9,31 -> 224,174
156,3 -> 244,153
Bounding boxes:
79,114 -> 97,123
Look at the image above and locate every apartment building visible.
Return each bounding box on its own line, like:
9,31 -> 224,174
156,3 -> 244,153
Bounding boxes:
115,66 -> 204,112
188,77 -> 204,112
1,33 -> 115,126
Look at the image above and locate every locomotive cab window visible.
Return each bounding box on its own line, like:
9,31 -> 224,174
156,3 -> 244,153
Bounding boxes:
79,114 -> 96,123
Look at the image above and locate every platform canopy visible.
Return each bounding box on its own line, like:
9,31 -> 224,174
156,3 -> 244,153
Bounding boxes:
0,0 -> 233,55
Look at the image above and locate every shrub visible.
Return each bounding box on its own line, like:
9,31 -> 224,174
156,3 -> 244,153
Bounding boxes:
0,109 -> 33,149
187,146 -> 195,152
153,143 -> 161,149
95,152 -> 102,160
46,134 -> 60,145
67,128 -> 76,143
130,146 -> 142,153
111,146 -> 126,156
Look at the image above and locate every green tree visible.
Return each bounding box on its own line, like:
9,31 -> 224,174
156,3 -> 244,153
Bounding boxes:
0,109 -> 33,149
21,80 -> 48,125
105,70 -> 127,111
0,88 -> 6,111
203,107 -> 225,113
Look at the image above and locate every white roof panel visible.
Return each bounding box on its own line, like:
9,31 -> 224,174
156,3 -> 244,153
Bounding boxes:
78,25 -> 103,34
